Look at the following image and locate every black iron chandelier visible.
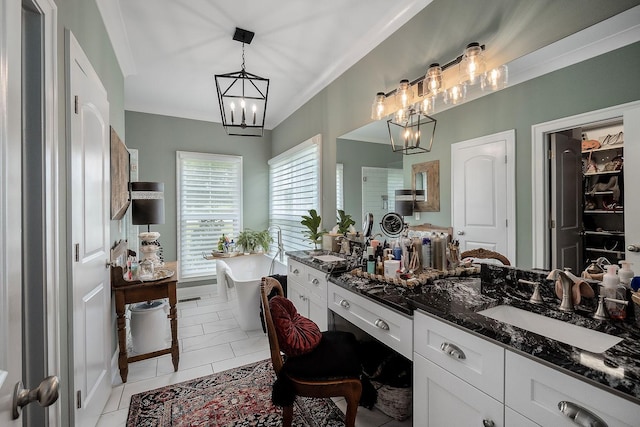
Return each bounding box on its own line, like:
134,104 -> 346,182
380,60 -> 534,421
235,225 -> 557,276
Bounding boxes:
215,28 -> 269,137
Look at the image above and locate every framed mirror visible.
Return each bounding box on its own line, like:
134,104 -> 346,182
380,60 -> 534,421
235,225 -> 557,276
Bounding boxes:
412,160 -> 440,212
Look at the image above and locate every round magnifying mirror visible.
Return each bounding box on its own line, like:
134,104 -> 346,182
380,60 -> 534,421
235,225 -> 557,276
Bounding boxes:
380,212 -> 405,237
362,212 -> 373,238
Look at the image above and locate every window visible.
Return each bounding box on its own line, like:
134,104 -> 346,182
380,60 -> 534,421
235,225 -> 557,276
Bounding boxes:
336,163 -> 344,211
177,151 -> 242,280
269,135 -> 321,252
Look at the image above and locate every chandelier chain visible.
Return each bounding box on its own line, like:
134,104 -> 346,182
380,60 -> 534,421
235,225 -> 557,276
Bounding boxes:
241,43 -> 246,71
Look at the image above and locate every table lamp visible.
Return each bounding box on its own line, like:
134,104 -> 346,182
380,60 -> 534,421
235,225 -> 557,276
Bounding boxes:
131,181 -> 165,266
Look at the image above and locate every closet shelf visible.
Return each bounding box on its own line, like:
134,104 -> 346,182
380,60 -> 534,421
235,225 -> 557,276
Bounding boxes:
585,191 -> 614,196
581,144 -> 623,154
582,230 -> 625,237
583,170 -> 621,177
585,247 -> 625,256
583,209 -> 623,214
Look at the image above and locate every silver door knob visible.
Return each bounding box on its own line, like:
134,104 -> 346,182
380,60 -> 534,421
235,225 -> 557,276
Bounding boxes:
13,376 -> 59,419
628,244 -> 640,252
457,230 -> 464,235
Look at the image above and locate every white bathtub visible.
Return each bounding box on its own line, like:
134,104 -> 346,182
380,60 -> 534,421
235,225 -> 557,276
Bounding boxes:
216,253 -> 286,331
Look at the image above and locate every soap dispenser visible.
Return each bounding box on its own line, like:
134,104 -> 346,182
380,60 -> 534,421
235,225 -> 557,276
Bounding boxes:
601,265 -> 626,320
618,260 -> 634,286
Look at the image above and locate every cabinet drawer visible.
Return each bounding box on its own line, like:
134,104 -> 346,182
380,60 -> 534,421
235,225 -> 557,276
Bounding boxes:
414,310 -> 504,401
304,266 -> 327,302
414,353 -> 504,427
328,282 -> 412,359
505,351 -> 640,427
288,259 -> 305,281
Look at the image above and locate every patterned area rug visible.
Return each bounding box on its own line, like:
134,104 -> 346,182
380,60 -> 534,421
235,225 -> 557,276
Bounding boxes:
126,359 -> 345,426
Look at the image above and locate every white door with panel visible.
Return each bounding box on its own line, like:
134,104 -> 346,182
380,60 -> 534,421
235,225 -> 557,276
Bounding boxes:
452,130 -> 516,262
623,106 -> 640,264
68,31 -> 112,427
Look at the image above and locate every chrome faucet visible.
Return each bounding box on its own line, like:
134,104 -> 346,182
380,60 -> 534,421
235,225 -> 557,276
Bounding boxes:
267,225 -> 285,275
546,269 -> 576,312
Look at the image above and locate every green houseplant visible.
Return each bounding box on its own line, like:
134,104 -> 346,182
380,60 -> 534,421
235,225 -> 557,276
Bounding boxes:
301,209 -> 326,250
236,229 -> 272,253
254,229 -> 273,253
336,209 -> 355,234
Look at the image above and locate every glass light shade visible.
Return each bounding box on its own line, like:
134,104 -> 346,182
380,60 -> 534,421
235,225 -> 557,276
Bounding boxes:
482,64 -> 509,91
444,83 -> 467,105
421,96 -> 435,114
395,79 -> 413,109
371,92 -> 387,120
425,63 -> 443,95
460,42 -> 485,85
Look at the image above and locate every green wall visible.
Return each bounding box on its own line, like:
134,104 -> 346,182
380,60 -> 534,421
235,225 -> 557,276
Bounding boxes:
273,31 -> 640,267
125,111 -> 272,267
337,138 -> 403,230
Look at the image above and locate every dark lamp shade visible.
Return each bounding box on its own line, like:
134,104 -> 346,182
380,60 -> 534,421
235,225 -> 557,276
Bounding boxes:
131,182 -> 165,225
395,189 -> 414,216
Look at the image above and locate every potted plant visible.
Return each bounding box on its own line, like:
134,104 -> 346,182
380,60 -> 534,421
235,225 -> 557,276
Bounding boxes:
254,229 -> 273,253
336,210 -> 355,234
301,209 -> 326,251
236,230 -> 258,253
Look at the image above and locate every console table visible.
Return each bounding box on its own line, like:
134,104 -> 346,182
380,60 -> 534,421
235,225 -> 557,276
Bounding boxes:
110,261 -> 180,383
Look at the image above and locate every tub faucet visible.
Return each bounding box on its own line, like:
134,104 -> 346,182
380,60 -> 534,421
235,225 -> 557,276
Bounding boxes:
268,225 -> 284,263
546,269 -> 575,312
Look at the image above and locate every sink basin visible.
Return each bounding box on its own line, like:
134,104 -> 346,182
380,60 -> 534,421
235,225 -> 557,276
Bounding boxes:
477,305 -> 623,353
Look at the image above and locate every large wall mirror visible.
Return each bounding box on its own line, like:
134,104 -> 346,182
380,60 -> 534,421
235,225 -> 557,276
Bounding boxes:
412,160 -> 440,212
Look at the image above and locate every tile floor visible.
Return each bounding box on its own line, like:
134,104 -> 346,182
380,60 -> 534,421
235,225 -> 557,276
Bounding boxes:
97,284 -> 412,427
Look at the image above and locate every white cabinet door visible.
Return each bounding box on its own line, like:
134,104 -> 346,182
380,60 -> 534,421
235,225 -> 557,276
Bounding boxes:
308,296 -> 328,331
505,407 -> 539,427
288,280 -> 309,318
414,353 -> 504,427
623,106 -> 640,263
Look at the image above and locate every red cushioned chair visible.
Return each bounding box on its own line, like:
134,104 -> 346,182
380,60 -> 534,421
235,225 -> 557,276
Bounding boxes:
260,276 -> 362,427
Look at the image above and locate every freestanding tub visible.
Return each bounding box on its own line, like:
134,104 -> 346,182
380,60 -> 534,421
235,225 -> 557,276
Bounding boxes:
216,253 -> 286,331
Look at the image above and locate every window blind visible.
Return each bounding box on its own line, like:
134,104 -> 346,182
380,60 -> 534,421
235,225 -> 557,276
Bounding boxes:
269,135 -> 321,252
177,151 -> 242,280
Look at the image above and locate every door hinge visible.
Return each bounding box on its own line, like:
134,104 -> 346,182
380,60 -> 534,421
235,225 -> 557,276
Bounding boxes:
505,219 -> 508,228
77,390 -> 81,409
74,243 -> 79,262
548,149 -> 554,160
74,95 -> 79,114
504,155 -> 507,164
549,219 -> 556,229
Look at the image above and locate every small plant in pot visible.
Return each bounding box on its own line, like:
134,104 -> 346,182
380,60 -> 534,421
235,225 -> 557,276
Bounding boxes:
301,209 -> 326,252
254,229 -> 273,253
336,210 -> 355,235
237,229 -> 272,254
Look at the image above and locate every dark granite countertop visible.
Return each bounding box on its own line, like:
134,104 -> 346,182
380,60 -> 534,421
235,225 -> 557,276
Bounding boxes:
287,251 -> 640,406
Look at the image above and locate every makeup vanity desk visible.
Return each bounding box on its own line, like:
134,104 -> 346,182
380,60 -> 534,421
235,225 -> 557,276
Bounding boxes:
110,261 -> 180,383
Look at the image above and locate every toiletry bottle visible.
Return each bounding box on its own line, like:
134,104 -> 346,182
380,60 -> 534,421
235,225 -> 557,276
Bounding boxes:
432,233 -> 442,271
602,265 -> 626,320
422,238 -> 432,269
367,255 -> 375,274
440,233 -> 448,270
618,261 -> 634,286
376,256 -> 384,275
392,240 -> 402,261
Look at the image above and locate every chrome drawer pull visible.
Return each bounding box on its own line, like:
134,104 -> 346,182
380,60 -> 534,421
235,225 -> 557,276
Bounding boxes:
558,401 -> 607,427
292,268 -> 299,275
339,299 -> 350,309
374,319 -> 389,330
311,278 -> 320,285
440,342 -> 466,360
482,420 -> 495,427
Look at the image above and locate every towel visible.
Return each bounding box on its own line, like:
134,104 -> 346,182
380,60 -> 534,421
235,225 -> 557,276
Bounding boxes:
215,260 -> 232,301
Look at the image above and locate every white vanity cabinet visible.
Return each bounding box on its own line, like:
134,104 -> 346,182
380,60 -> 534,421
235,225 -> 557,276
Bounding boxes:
505,351 -> 640,427
328,282 -> 413,359
413,310 -> 504,426
287,259 -> 328,331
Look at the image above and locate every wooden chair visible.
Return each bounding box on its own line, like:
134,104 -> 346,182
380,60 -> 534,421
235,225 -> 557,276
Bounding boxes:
260,276 -> 362,427
460,248 -> 511,266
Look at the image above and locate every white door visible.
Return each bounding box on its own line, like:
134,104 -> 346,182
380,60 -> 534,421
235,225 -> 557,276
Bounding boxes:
68,31 -> 112,426
452,130 -> 516,263
550,132 -> 583,272
1,0 -> 60,424
623,106 -> 640,264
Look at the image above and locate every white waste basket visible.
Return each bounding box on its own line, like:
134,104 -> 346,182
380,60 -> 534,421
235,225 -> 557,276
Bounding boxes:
129,300 -> 169,354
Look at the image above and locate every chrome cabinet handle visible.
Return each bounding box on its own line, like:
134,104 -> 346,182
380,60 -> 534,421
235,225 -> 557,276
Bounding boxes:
558,401 -> 607,427
440,342 -> 466,360
457,230 -> 465,235
292,268 -> 300,274
374,319 -> 389,330
482,420 -> 495,427
339,299 -> 350,309
627,244 -> 640,252
311,278 -> 320,285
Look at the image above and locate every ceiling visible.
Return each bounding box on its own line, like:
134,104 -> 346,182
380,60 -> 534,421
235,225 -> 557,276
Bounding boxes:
97,0 -> 640,131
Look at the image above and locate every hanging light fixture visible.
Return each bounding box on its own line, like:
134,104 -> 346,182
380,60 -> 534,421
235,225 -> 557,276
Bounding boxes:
215,28 -> 269,137
387,106 -> 437,155
425,63 -> 443,95
482,64 -> 509,91
395,79 -> 413,109
460,42 -> 486,85
371,92 -> 386,120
